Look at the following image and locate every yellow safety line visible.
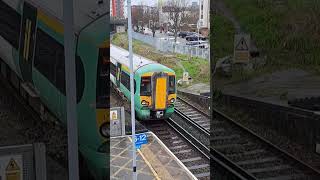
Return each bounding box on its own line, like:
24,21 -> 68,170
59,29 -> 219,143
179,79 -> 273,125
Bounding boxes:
128,136 -> 161,180
137,148 -> 161,180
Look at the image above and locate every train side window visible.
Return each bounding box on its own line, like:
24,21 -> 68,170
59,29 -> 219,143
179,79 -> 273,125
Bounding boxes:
96,48 -> 109,108
34,29 -> 56,84
140,77 -> 151,96
0,1 -> 21,49
55,48 -> 66,94
76,56 -> 85,103
168,76 -> 176,94
110,62 -> 116,76
120,71 -> 136,93
35,29 -> 85,103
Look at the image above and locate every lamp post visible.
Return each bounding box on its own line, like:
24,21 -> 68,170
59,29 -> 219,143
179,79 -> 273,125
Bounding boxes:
127,0 -> 137,179
63,0 -> 79,179
197,0 -> 201,57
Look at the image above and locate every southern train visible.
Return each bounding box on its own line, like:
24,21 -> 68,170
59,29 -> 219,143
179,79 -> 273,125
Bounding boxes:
110,45 -> 176,120
0,0 -> 108,179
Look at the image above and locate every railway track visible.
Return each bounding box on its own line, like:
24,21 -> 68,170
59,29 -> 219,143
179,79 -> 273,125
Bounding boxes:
142,119 -> 210,180
175,97 -> 210,134
211,107 -> 320,179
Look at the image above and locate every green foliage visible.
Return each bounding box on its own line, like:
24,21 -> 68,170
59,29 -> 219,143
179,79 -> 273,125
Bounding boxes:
212,15 -> 235,63
223,0 -> 320,73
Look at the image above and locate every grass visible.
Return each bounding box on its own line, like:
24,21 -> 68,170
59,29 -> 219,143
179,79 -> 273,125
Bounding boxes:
112,33 -> 210,84
222,0 -> 320,74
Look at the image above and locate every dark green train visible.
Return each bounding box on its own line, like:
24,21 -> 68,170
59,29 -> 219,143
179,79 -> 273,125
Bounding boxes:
110,45 -> 176,120
0,0 -> 108,179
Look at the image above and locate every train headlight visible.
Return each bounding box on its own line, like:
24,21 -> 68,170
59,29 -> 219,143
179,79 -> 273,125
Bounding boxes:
99,122 -> 109,138
170,98 -> 175,103
141,100 -> 149,106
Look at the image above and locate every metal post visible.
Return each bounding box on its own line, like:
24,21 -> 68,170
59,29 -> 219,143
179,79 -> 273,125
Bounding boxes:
127,0 -> 137,179
63,0 -> 79,180
198,0 -> 201,58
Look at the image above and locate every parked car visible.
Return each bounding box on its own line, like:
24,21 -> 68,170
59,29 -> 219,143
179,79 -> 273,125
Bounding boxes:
186,34 -> 206,41
179,31 -> 196,38
178,31 -> 188,38
186,40 -> 209,49
166,31 -> 174,36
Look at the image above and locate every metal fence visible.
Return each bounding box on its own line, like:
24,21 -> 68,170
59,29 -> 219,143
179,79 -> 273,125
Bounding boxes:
132,32 -> 210,60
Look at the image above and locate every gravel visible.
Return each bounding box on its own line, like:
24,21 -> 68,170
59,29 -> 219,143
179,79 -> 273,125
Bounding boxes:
0,81 -> 68,180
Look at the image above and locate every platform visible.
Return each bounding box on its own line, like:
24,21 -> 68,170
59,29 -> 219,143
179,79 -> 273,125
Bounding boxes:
110,132 -> 196,180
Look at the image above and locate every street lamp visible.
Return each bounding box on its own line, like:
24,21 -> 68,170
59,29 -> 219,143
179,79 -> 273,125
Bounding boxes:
127,0 -> 137,180
197,0 -> 202,57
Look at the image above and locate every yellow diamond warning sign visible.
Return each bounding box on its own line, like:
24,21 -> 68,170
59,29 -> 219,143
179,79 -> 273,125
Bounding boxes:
6,158 -> 20,180
0,155 -> 22,180
6,159 -> 20,171
235,37 -> 249,51
234,34 -> 251,63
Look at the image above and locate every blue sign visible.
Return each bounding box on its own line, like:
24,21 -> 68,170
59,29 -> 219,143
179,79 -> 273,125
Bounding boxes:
135,133 -> 148,149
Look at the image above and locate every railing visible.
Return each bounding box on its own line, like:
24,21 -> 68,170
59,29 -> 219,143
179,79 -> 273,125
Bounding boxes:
132,32 -> 210,60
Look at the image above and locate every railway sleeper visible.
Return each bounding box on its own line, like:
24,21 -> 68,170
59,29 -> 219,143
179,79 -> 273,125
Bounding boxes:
188,167 -> 210,177
211,134 -> 250,146
260,173 -> 310,180
213,143 -> 260,154
250,166 -> 303,179
227,150 -> 273,163
240,160 -> 287,173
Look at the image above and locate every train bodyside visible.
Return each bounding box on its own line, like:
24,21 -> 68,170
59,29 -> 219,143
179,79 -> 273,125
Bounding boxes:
0,0 -> 109,179
110,45 -> 176,120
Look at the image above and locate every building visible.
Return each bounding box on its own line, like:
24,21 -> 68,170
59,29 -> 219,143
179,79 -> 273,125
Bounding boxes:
200,0 -> 210,29
111,0 -> 124,18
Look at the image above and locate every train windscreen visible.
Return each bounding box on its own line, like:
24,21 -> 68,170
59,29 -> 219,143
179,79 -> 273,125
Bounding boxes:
96,47 -> 109,108
169,76 -> 175,94
140,77 -> 151,96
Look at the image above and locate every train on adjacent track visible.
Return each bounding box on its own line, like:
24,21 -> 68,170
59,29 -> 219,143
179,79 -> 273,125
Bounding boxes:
0,0 -> 108,179
110,45 -> 177,120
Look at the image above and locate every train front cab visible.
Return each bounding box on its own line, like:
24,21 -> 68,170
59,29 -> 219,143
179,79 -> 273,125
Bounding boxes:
137,70 -> 176,120
76,17 -> 109,179
78,45 -> 109,180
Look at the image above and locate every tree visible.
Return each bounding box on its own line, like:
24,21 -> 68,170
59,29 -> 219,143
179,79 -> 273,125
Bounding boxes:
145,7 -> 159,37
164,0 -> 188,42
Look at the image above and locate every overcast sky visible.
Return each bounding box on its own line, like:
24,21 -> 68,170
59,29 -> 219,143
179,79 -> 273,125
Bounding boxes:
131,0 -> 198,6
124,0 -> 198,16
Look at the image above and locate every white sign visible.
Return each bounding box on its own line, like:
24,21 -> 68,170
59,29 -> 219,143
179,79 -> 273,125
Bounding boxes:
0,155 -> 23,180
182,72 -> 189,82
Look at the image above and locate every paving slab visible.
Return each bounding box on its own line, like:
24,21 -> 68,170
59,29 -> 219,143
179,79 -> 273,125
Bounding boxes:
110,132 -> 196,180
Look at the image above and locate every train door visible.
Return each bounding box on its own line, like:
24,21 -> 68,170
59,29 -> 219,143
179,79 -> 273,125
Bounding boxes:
115,62 -> 121,87
152,73 -> 168,111
19,2 -> 37,82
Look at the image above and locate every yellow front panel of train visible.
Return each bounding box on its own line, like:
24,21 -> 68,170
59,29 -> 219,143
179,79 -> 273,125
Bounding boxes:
155,77 -> 167,110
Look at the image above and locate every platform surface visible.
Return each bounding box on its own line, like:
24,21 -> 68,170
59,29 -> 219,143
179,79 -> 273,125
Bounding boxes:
110,132 -> 195,180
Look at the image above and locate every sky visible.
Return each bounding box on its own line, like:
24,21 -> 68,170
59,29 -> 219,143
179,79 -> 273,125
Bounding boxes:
124,0 -> 198,17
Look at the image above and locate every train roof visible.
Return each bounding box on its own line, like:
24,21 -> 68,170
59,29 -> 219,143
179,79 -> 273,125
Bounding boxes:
3,0 -> 109,33
111,45 -> 157,72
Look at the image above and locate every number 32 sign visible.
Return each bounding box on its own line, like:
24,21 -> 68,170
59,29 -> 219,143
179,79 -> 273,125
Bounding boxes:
135,133 -> 148,149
